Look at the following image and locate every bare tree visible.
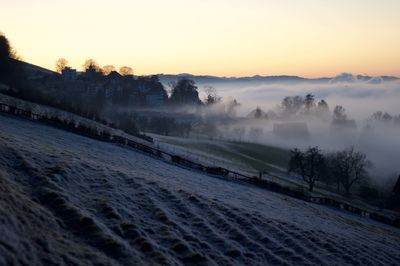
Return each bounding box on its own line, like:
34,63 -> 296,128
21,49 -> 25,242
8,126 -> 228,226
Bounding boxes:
288,147 -> 325,192
102,65 -> 115,76
83,59 -> 100,71
119,66 -> 133,76
327,147 -> 372,194
369,111 -> 393,126
203,86 -> 221,105
281,96 -> 304,116
55,58 -> 68,73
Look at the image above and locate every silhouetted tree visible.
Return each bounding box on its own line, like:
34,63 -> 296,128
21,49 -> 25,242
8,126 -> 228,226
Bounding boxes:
83,59 -> 101,71
82,59 -> 103,80
119,66 -> 133,76
204,86 -> 221,105
369,111 -> 393,126
333,105 -> 347,121
0,34 -> 19,85
281,96 -> 304,116
326,147 -> 372,194
317,99 -> 329,113
102,65 -> 116,76
315,99 -> 330,120
55,58 -> 68,73
254,107 -> 263,119
288,147 -> 325,192
304,93 -> 316,113
169,78 -> 202,105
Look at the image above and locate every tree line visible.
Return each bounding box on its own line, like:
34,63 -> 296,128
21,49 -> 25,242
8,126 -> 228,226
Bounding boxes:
288,146 -> 372,194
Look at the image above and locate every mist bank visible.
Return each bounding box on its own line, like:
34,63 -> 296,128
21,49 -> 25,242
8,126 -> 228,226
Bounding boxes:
195,77 -> 400,120
182,76 -> 400,184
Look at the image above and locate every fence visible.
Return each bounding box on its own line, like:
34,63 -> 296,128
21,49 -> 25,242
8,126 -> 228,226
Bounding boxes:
1,102 -> 399,229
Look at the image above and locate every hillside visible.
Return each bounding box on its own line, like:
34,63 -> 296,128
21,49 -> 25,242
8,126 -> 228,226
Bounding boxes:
152,134 -> 290,176
1,114 -> 400,265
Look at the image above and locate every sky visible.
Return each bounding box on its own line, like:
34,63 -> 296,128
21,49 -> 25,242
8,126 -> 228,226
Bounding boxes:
1,0 -> 400,77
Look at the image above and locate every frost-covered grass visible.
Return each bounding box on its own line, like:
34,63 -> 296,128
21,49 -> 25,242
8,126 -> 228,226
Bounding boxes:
1,114 -> 400,265
151,134 -> 397,212
0,93 -> 152,146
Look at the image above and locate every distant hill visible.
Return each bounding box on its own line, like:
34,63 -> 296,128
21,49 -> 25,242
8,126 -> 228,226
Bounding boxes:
158,73 -> 399,85
158,74 -> 329,85
8,59 -> 400,85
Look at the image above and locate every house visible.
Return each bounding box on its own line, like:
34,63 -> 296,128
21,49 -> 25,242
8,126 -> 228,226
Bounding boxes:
61,67 -> 77,81
107,71 -> 122,82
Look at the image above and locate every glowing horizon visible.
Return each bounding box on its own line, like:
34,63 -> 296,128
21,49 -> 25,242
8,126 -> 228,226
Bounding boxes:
1,0 -> 400,78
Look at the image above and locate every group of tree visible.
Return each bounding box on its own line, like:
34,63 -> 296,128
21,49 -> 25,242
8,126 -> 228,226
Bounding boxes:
279,93 -> 334,119
168,78 -> 202,105
288,146 -> 371,194
55,57 -> 134,77
276,93 -> 358,126
57,57 -> 230,109
1,34 -> 235,138
367,111 -> 400,127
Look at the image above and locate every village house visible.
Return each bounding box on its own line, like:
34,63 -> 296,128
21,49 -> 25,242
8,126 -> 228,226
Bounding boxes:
61,67 -> 77,81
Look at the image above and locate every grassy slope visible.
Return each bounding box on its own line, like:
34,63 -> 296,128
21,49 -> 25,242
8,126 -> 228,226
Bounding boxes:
153,135 -> 290,175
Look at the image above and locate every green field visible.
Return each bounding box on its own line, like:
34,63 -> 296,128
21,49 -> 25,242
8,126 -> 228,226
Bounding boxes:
153,135 -> 291,175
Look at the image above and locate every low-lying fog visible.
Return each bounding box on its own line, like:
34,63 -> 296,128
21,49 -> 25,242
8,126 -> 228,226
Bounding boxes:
197,77 -> 400,184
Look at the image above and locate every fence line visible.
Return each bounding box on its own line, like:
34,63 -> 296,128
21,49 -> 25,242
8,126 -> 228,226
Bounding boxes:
1,102 -> 399,229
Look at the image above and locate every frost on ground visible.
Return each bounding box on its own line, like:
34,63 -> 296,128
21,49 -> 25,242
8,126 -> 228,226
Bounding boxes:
0,114 -> 399,266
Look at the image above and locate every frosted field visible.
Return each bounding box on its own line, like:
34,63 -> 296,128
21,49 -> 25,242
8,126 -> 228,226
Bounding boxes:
0,114 -> 399,265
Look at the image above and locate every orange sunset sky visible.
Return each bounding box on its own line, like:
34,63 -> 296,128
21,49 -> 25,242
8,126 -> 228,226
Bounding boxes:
1,0 -> 400,77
